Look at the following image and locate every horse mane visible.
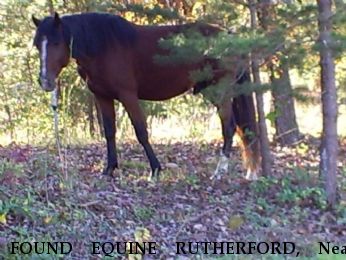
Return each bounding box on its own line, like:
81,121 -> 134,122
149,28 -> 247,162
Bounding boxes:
60,13 -> 137,59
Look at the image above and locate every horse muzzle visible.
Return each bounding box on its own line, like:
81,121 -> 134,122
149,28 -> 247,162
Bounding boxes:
38,76 -> 56,92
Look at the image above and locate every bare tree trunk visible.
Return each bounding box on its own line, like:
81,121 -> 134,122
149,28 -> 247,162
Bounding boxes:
317,0 -> 338,207
248,0 -> 272,176
270,63 -> 300,145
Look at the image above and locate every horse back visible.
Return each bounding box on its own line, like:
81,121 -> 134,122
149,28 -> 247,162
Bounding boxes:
132,23 -> 220,100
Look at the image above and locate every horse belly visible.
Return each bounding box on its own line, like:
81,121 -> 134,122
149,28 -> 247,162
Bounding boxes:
136,62 -> 195,101
137,75 -> 192,101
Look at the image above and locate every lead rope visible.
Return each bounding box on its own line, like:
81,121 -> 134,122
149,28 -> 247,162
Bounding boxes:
51,86 -> 67,181
51,36 -> 73,181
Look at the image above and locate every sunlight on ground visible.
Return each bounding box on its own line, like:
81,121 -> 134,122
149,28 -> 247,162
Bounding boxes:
146,102 -> 346,144
148,113 -> 221,143
296,103 -> 346,136
0,102 -> 345,146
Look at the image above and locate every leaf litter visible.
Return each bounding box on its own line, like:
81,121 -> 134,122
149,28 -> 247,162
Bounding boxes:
0,137 -> 345,258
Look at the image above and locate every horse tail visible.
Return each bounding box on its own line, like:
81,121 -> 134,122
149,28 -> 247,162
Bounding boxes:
233,71 -> 261,177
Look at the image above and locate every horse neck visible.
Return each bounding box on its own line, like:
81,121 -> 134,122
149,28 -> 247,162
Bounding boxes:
62,14 -> 137,61
61,16 -> 78,58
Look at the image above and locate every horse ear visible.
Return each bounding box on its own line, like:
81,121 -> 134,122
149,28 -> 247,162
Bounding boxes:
32,15 -> 41,27
53,12 -> 61,26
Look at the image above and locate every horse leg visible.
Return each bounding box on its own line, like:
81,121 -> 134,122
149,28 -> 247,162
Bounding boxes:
95,95 -> 118,176
233,95 -> 260,181
211,98 -> 236,180
120,95 -> 161,180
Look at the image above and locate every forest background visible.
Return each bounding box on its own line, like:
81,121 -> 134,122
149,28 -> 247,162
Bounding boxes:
0,0 -> 346,258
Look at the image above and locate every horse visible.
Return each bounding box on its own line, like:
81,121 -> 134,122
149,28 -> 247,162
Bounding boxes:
199,70 -> 260,180
32,12 -> 260,180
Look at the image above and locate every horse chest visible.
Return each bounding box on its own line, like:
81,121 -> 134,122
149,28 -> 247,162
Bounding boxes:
86,76 -> 120,99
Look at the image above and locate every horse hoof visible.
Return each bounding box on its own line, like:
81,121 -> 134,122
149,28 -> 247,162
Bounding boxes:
245,170 -> 258,181
210,171 -> 223,180
212,154 -> 229,180
148,168 -> 160,182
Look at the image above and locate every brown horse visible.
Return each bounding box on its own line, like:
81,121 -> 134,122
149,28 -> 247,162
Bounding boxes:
32,12 -> 260,180
203,70 -> 260,180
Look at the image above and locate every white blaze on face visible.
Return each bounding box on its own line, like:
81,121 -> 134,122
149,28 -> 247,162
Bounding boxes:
41,37 -> 48,79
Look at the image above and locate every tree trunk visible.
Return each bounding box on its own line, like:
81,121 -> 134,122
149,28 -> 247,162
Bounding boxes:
317,0 -> 338,207
270,63 -> 300,145
248,0 -> 272,176
258,0 -> 300,146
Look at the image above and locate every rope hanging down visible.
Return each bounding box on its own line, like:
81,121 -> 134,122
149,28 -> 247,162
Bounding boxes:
51,88 -> 60,148
51,87 -> 66,179
51,36 -> 73,180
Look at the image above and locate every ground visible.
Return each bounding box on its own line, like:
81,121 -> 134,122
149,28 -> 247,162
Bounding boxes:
0,137 -> 345,259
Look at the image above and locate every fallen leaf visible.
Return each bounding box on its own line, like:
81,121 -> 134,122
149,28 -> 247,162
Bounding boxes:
228,215 -> 244,230
0,214 -> 7,224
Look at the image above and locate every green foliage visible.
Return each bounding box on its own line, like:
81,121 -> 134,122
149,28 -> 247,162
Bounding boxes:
276,175 -> 325,207
0,0 -> 345,145
199,76 -> 232,105
250,167 -> 327,209
189,64 -> 214,83
134,206 -> 155,221
201,0 -> 240,27
250,176 -> 278,194
155,30 -> 214,65
265,110 -> 279,125
184,174 -> 200,188
0,158 -> 24,177
116,3 -> 181,23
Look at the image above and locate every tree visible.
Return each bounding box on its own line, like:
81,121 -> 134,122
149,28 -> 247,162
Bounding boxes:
248,0 -> 272,176
317,0 -> 338,207
257,0 -> 300,145
269,59 -> 300,145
